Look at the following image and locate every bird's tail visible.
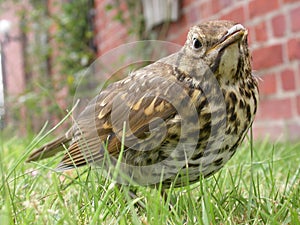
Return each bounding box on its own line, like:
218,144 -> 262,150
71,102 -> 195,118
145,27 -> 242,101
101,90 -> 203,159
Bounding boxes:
26,135 -> 71,162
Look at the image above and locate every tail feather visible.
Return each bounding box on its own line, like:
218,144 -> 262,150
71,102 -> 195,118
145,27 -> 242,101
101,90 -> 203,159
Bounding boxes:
26,135 -> 71,162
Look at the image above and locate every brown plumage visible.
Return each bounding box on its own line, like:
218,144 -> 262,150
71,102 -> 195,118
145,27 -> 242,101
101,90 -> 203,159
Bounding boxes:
27,20 -> 259,188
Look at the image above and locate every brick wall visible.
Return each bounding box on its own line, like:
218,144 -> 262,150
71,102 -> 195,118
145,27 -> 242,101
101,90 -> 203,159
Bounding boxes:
94,0 -> 130,55
94,0 -> 300,141
0,3 -> 25,97
0,2 -> 26,131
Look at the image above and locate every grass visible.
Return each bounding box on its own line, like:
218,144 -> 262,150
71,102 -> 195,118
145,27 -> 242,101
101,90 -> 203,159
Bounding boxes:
1,130 -> 300,225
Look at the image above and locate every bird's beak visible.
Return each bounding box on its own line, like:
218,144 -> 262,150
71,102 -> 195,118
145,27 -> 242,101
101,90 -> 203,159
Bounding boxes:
210,24 -> 247,52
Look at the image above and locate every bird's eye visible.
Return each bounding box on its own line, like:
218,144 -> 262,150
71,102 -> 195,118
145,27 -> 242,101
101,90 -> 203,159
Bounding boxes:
193,38 -> 202,50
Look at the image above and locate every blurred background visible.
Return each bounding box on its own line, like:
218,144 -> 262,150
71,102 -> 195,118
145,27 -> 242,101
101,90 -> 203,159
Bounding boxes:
0,0 -> 299,141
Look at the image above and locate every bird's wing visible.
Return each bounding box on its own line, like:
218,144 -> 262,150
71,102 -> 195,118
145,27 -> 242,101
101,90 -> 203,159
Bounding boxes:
26,134 -> 72,162
56,62 -> 193,170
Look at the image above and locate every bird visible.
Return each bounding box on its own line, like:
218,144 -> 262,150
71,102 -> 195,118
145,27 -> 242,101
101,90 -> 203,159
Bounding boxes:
27,20 -> 259,189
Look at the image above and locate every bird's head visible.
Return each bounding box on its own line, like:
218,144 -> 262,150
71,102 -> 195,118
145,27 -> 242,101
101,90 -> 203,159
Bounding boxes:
182,20 -> 251,84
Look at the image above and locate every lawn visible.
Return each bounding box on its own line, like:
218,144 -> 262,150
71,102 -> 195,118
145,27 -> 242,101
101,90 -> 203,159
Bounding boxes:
1,130 -> 300,225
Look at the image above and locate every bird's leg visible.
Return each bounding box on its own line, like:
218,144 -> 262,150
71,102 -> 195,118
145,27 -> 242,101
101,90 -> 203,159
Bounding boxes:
160,188 -> 176,210
160,188 -> 168,202
116,184 -> 146,209
127,187 -> 146,209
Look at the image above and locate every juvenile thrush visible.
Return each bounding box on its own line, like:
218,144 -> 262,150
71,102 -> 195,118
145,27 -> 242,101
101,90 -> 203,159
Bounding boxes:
27,20 -> 259,188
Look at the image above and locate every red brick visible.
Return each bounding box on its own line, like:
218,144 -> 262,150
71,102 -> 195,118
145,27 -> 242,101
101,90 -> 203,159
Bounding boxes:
258,98 -> 292,120
249,0 -> 279,18
94,0 -> 103,8
220,6 -> 246,24
198,1 -> 212,20
186,6 -> 199,24
219,0 -> 232,8
119,1 -> 127,11
280,69 -> 296,91
296,95 -> 300,115
291,6 -> 300,32
252,124 -> 284,140
212,0 -> 232,14
284,0 -> 299,2
271,14 -> 286,37
254,21 -> 268,42
169,31 -> 188,45
167,14 -> 188,37
287,123 -> 300,140
182,0 -> 194,8
212,0 -> 220,14
99,32 -> 128,55
252,44 -> 283,70
259,73 -> 277,95
247,25 -> 255,46
102,22 -> 127,41
287,38 -> 300,61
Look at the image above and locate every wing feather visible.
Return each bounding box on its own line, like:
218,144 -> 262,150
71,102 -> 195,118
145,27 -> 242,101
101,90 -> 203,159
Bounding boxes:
57,62 -> 192,170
